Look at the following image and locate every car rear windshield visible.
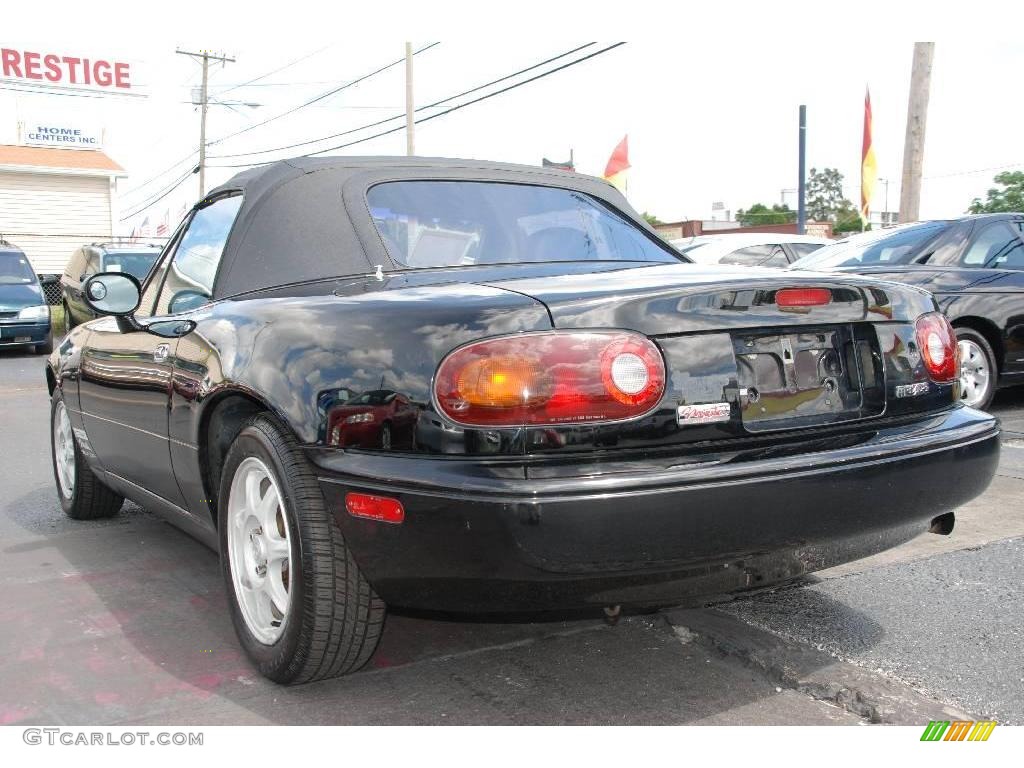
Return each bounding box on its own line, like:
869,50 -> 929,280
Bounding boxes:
367,181 -> 682,268
790,222 -> 950,270
102,251 -> 161,281
0,251 -> 36,285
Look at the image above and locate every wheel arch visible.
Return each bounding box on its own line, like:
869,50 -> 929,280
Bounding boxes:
950,315 -> 1003,374
196,388 -> 301,526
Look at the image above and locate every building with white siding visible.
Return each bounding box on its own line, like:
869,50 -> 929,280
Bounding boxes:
0,145 -> 126,274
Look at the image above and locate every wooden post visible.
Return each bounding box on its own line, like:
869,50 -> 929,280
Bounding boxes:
898,43 -> 935,223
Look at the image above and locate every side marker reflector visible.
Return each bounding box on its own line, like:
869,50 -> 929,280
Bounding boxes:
345,493 -> 405,524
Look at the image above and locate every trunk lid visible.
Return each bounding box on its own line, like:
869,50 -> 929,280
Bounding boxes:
483,262 -> 929,334
481,263 -> 946,449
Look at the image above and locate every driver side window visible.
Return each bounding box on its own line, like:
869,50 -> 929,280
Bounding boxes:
153,194 -> 243,316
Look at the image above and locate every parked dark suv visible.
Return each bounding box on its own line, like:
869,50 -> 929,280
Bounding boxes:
61,243 -> 163,329
0,240 -> 53,354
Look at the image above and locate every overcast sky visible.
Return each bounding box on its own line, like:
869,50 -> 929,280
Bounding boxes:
4,4 -> 1023,234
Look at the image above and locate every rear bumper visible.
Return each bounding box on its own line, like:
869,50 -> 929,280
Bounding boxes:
312,406 -> 1000,612
0,321 -> 50,346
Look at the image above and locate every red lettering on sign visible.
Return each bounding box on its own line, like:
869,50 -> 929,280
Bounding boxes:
114,62 -> 130,88
62,56 -> 81,84
1,49 -> 22,78
1,49 -> 133,90
23,51 -> 41,79
43,54 -> 61,81
93,60 -> 111,87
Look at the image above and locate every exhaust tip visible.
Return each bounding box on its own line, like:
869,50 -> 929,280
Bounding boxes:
929,512 -> 955,536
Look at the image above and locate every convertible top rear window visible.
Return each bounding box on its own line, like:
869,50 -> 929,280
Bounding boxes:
367,181 -> 680,269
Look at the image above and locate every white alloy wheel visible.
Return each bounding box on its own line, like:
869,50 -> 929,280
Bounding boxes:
226,456 -> 293,645
958,338 -> 992,408
53,400 -> 76,499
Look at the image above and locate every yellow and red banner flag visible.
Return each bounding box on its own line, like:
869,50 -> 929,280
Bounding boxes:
603,135 -> 630,194
861,88 -> 877,224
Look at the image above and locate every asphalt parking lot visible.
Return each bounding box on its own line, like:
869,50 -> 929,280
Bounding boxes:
1,344 -> 1022,726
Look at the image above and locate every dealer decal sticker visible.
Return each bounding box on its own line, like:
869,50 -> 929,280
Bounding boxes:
677,402 -> 731,426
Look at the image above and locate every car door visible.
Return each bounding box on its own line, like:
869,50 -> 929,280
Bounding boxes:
77,234 -> 188,508
927,219 -> 1024,378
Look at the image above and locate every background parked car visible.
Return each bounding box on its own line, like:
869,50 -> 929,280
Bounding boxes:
790,214 -> 1024,409
61,242 -> 163,329
670,232 -> 831,267
0,239 -> 53,354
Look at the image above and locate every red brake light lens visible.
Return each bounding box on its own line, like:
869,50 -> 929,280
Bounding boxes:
776,287 -> 832,307
434,331 -> 666,427
345,493 -> 405,524
914,312 -> 958,382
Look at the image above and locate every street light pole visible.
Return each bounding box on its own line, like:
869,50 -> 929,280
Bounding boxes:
797,105 -> 807,235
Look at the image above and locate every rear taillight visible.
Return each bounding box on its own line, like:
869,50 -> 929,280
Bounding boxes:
434,331 -> 666,427
915,312 -> 958,382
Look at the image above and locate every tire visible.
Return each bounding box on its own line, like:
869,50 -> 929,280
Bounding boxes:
218,413 -> 385,684
35,330 -> 54,355
50,389 -> 124,520
63,301 -> 76,332
955,328 -> 997,410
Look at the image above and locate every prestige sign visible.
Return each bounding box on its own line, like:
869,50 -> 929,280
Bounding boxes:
0,47 -> 143,95
22,120 -> 103,149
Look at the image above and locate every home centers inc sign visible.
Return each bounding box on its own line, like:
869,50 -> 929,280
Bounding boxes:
22,118 -> 103,149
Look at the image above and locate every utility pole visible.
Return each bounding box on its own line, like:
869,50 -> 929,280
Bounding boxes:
797,105 -> 807,235
176,49 -> 235,199
405,42 -> 415,156
898,43 -> 934,224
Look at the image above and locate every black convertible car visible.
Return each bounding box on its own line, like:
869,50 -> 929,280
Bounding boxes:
47,157 -> 999,684
791,214 -> 1024,409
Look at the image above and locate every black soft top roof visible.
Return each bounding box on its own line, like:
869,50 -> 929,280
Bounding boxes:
206,156 -> 652,299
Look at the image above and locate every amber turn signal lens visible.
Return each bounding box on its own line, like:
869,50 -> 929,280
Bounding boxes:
455,355 -> 552,407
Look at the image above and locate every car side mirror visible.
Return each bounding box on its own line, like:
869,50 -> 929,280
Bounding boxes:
83,272 -> 141,316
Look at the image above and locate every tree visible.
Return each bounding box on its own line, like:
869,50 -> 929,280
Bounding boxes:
968,171 -> 1024,213
833,202 -> 867,233
736,203 -> 796,226
805,167 -> 850,222
641,211 -> 664,226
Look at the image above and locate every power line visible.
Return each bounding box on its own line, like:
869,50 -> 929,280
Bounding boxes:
0,230 -> 169,240
206,42 -> 440,148
208,43 -> 608,165
213,43 -> 335,98
118,150 -> 199,201
120,166 -> 196,221
121,45 -> 425,206
209,43 -> 595,161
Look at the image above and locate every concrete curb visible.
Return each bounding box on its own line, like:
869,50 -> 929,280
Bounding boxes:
663,607 -> 972,725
